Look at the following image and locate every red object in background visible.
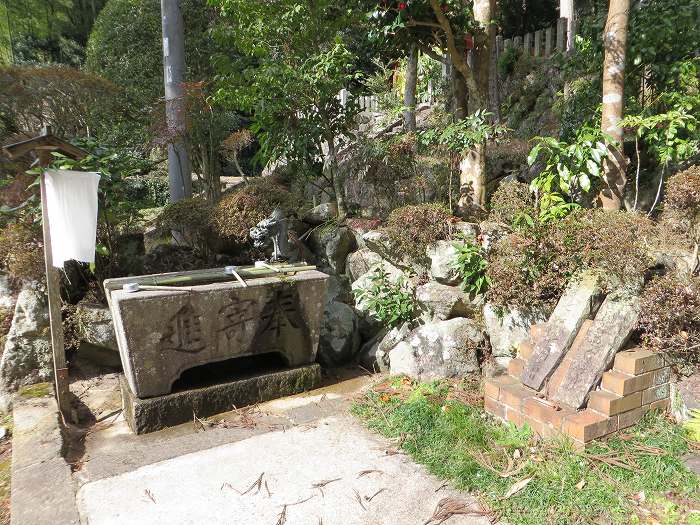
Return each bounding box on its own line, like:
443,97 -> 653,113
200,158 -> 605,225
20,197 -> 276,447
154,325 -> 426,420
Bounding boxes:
465,34 -> 474,50
398,2 -> 407,9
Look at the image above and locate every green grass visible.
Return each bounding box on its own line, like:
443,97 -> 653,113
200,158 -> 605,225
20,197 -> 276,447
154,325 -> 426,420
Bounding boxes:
17,382 -> 52,399
352,378 -> 700,525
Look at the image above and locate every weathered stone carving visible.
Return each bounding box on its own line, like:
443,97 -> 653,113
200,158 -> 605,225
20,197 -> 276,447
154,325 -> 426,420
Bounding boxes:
249,207 -> 294,262
106,270 -> 328,398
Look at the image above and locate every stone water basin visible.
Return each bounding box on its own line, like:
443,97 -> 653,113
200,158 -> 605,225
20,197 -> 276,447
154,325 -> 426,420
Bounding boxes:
104,268 -> 328,398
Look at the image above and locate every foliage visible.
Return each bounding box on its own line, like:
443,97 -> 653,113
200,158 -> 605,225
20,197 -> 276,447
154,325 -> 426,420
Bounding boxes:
0,65 -> 121,140
419,110 -> 507,154
352,379 -> 699,525
451,238 -> 489,295
639,274 -> 700,375
0,222 -> 44,283
665,165 -> 700,214
527,127 -> 610,222
497,47 -> 520,77
352,266 -> 416,328
488,181 -> 536,230
383,203 -> 454,262
209,178 -> 299,245
486,209 -> 656,311
155,198 -> 213,255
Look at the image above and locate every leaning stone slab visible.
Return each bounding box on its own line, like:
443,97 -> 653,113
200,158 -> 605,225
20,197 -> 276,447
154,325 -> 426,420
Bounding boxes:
106,270 -> 328,398
551,292 -> 641,409
521,271 -> 603,391
120,364 -> 321,434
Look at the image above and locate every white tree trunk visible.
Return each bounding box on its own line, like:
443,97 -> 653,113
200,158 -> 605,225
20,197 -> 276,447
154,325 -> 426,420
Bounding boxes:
560,0 -> 576,52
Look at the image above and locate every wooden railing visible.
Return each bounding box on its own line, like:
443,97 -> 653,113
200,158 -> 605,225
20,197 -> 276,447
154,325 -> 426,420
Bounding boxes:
497,17 -> 573,59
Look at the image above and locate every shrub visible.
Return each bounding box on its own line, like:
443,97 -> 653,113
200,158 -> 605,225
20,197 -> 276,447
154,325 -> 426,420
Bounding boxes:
384,203 -> 455,262
353,266 -> 416,328
155,198 -> 213,254
665,165 -> 700,214
639,274 -> 700,374
451,239 -> 490,295
488,181 -> 535,228
0,223 -> 44,283
487,209 -> 656,311
209,178 -> 299,245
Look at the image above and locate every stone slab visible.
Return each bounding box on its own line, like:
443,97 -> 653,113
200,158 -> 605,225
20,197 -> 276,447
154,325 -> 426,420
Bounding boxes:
107,269 -> 328,398
11,397 -> 80,525
77,415 -> 494,525
551,293 -> 640,409
120,364 -> 322,434
521,272 -> 603,390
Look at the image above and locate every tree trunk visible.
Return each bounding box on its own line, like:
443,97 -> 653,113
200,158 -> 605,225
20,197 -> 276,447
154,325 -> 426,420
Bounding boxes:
599,0 -> 630,210
560,0 -> 576,53
326,136 -> 347,219
452,70 -> 469,120
403,44 -> 418,132
458,144 -> 487,212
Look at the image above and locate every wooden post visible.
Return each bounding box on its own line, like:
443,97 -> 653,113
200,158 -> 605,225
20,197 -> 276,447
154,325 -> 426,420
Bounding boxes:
38,158 -> 71,418
495,35 -> 503,58
556,17 -> 567,52
534,30 -> 543,57
513,36 -> 522,50
2,130 -> 88,422
524,33 -> 532,56
545,27 -> 554,57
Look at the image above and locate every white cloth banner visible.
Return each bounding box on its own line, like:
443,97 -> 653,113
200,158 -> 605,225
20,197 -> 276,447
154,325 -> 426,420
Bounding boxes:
44,169 -> 101,268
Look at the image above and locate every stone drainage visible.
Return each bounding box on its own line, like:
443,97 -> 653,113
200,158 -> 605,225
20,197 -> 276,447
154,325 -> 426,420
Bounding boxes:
104,268 -> 328,434
485,274 -> 670,447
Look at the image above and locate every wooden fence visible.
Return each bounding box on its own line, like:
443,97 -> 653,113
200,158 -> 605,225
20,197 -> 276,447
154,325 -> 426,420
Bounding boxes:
497,16 -> 572,59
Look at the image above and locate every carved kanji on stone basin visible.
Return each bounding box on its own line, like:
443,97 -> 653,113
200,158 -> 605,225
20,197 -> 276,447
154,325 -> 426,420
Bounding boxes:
105,270 -> 328,398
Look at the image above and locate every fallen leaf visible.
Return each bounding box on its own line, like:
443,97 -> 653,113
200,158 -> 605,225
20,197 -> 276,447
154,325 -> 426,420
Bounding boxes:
503,477 -> 532,499
575,479 -> 586,490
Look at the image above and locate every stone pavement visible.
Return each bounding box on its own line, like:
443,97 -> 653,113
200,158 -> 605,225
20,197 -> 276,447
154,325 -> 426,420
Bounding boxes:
70,369 -> 494,525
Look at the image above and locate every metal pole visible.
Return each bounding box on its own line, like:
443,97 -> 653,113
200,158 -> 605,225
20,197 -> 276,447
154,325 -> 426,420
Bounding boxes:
161,0 -> 192,202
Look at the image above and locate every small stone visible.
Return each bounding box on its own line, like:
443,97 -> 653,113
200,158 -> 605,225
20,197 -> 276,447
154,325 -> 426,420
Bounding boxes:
416,282 -> 476,321
426,241 -> 460,285
359,323 -> 410,372
483,303 -> 548,359
345,249 -> 383,282
75,302 -> 118,352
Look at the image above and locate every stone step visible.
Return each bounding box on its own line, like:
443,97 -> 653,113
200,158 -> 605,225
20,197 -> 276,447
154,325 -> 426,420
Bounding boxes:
517,341 -> 534,360
613,348 -> 666,375
546,319 -> 593,399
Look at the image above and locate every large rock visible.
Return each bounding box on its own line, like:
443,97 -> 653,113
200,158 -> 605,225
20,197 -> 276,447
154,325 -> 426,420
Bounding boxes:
75,302 -> 117,351
426,241 -> 460,285
416,282 -> 478,321
0,284 -> 52,393
324,274 -> 352,305
521,271 -> 604,391
483,302 -> 548,359
551,292 -> 641,409
318,301 -> 360,367
362,230 -> 421,272
389,318 -> 483,381
359,322 -> 411,372
303,203 -> 338,225
346,249 -> 383,282
308,225 -> 357,275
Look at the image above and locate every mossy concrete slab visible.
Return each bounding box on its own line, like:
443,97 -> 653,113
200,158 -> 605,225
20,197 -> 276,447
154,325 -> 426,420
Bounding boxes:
121,364 -> 322,434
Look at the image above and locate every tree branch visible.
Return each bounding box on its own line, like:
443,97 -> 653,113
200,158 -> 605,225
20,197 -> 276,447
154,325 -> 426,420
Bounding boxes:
428,0 -> 483,108
416,43 -> 445,64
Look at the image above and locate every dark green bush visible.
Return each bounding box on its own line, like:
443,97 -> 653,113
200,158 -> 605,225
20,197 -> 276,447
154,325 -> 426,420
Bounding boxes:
488,181 -> 535,227
155,198 -> 213,254
383,203 -> 455,262
639,273 -> 700,374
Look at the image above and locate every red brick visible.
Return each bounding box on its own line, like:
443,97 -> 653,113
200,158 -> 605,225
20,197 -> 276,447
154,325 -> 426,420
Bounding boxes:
588,390 -> 642,416
485,396 -> 507,420
614,349 -> 665,375
601,370 -> 652,396
505,407 -> 524,426
523,397 -> 574,430
518,341 -> 534,360
524,414 -> 557,438
500,383 -> 537,411
618,405 -> 649,429
508,358 -> 526,380
563,410 -> 618,442
530,323 -> 547,343
642,384 -> 670,405
649,398 -> 671,412
484,375 -> 518,400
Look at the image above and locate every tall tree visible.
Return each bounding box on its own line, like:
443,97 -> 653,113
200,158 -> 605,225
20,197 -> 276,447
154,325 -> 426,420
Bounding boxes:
599,0 -> 630,209
560,0 -> 575,52
403,43 -> 418,132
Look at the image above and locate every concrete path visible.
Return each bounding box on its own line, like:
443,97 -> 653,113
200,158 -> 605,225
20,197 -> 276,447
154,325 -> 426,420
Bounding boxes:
71,369 -> 494,525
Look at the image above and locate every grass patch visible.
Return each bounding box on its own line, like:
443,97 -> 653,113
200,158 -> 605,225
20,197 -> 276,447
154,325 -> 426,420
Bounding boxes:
17,382 -> 51,399
352,378 -> 700,525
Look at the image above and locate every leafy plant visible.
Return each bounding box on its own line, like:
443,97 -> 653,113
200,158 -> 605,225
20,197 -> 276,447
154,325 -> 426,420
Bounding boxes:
527,126 -> 610,222
353,265 -> 416,328
451,238 -> 489,295
419,110 -> 507,154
